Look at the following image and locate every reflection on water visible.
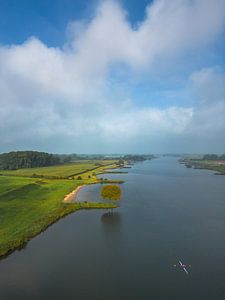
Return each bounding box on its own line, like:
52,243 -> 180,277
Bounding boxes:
101,211 -> 122,232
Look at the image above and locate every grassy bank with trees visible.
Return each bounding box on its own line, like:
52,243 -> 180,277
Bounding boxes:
0,158 -> 122,258
180,154 -> 225,174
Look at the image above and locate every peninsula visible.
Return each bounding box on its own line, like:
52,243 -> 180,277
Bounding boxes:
0,151 -> 126,258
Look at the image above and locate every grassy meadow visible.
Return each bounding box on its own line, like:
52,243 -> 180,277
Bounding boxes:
0,160 -> 120,257
0,160 -> 117,179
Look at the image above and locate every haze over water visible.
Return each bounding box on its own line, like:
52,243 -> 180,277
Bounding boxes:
0,157 -> 225,299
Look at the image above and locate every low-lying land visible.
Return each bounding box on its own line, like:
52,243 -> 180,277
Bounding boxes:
0,160 -> 122,258
180,159 -> 225,174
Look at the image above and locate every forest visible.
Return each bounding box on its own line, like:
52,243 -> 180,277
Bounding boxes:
0,151 -> 61,170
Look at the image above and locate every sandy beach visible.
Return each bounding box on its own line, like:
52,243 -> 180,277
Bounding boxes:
63,185 -> 85,203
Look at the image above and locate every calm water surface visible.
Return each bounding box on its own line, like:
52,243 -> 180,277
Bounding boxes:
1,157 -> 225,300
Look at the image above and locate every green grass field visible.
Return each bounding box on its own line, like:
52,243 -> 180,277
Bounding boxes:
0,160 -> 117,178
0,160 -> 120,257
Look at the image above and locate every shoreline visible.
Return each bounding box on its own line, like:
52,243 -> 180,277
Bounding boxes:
182,159 -> 225,175
0,201 -> 118,260
63,185 -> 85,203
0,162 -> 129,259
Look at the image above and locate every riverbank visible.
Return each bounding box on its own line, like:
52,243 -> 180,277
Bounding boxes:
0,201 -> 117,259
1,157 -> 225,300
0,160 -> 124,259
63,185 -> 85,202
180,159 -> 225,174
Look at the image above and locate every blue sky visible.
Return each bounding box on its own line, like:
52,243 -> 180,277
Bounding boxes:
0,0 -> 152,46
0,0 -> 225,153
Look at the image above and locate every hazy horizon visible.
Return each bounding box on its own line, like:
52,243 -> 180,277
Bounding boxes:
1,0 -> 225,153
0,150 -> 223,156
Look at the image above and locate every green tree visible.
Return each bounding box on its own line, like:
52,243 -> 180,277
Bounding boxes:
101,185 -> 121,201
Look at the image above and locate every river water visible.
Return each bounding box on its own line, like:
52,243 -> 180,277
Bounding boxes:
0,157 -> 225,300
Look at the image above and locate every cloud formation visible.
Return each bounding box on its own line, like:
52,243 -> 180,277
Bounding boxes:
0,0 -> 225,153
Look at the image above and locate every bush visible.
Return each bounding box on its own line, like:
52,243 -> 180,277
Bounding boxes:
101,185 -> 121,200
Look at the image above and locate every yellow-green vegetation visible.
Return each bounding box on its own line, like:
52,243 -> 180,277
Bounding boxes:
0,160 -> 121,258
184,159 -> 225,174
101,185 -> 122,201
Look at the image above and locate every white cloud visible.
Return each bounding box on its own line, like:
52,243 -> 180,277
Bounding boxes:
190,67 -> 225,103
69,0 -> 225,69
188,68 -> 225,138
0,0 -> 225,152
97,106 -> 193,139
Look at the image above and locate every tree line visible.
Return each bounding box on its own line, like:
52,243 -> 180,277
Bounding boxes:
203,154 -> 225,160
123,154 -> 154,161
0,151 -> 61,170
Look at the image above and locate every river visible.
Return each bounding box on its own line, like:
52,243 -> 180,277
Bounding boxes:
0,157 -> 225,299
